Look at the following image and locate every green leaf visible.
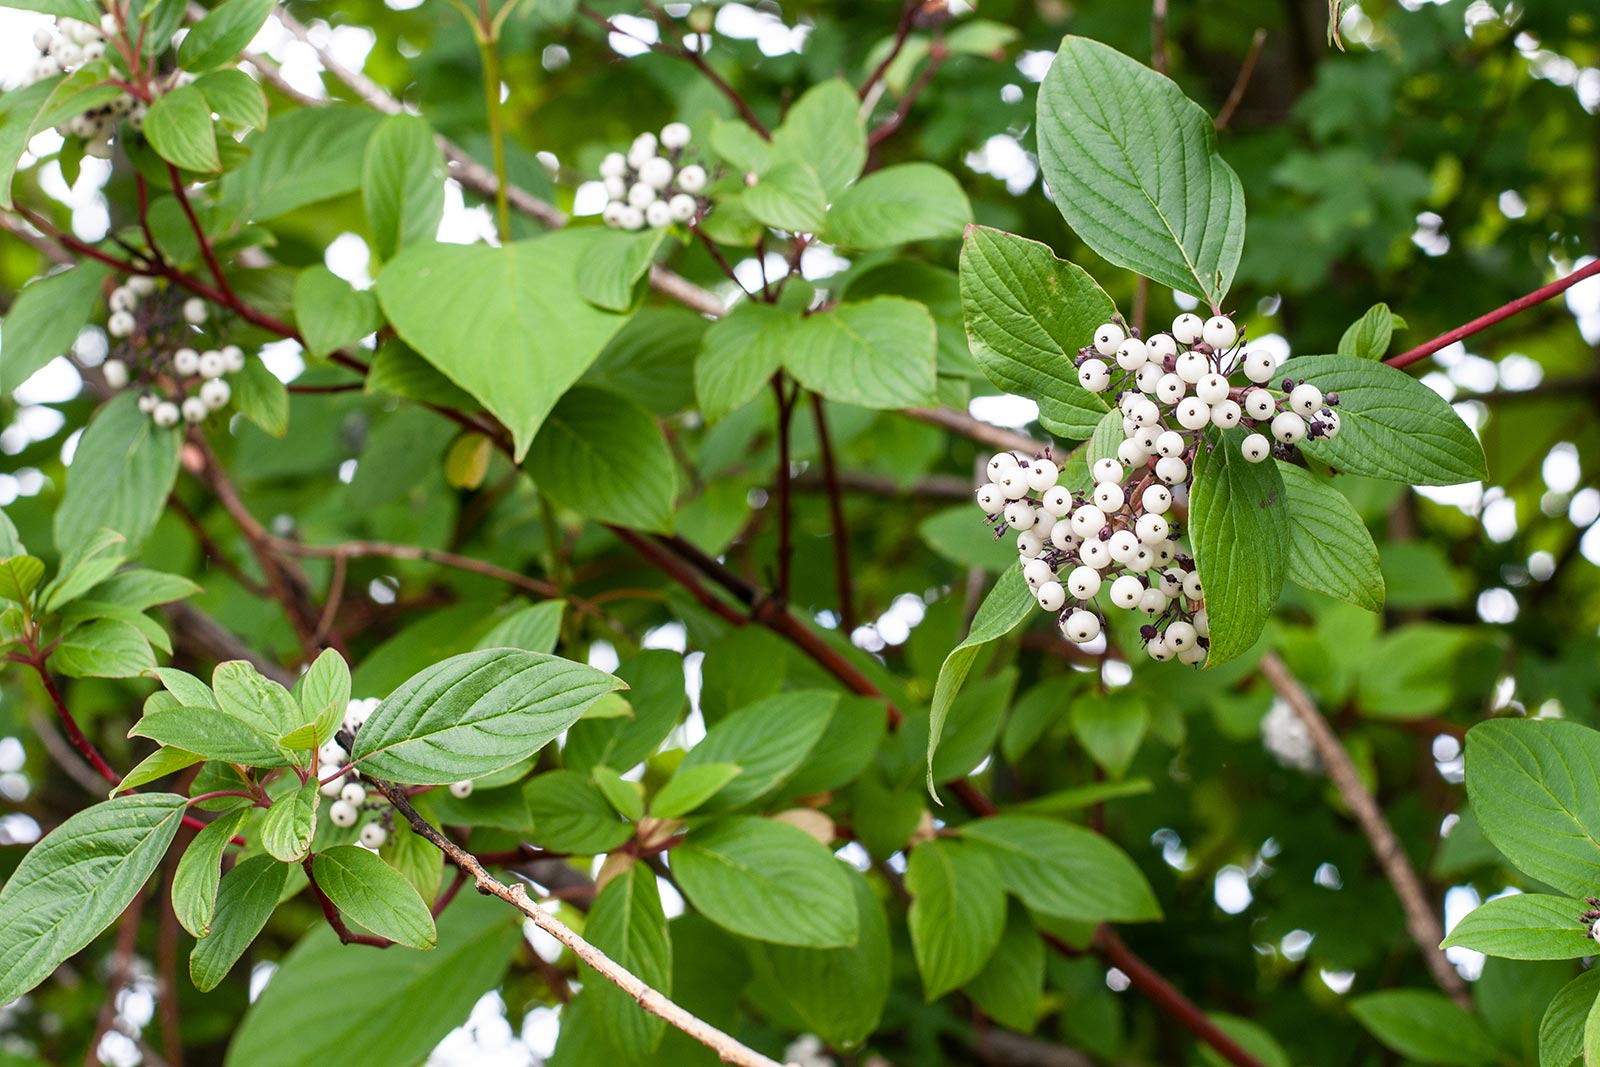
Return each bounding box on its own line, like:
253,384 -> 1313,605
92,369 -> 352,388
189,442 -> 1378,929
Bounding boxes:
213,660 -> 300,746
89,569 -> 200,611
785,297 -> 937,409
55,618 -> 156,679
297,648 -> 352,750
1541,971 -> 1600,1067
695,302 -> 789,422
927,567 -> 1033,796
353,649 -> 621,785
1349,990 -> 1501,1066
0,556 -> 43,605
312,845 -> 437,949
575,227 -> 669,313
918,506 -> 1016,572
905,838 -> 1006,1000
1440,893 -> 1596,960
1288,354 -> 1488,485
293,266 -> 381,360
0,71 -> 119,209
1071,689 -> 1148,778
1,261 -> 109,394
189,854 -> 289,991
1189,427 -> 1290,665
149,666 -> 220,711
0,794 -> 186,1006
1338,302 -> 1404,360
522,770 -> 633,853
178,0 -> 275,69
744,865 -> 890,1049
376,233 -> 629,458
1465,719 -> 1600,897
1036,36 -> 1244,306
220,106 -> 382,222
363,113 -> 446,262
194,69 -> 268,129
144,83 -> 221,172
260,779 -> 319,862
562,650 -> 685,773
1,0 -> 98,19
576,865 -> 672,1057
114,746 -> 203,795
673,816 -> 858,948
172,808 -> 249,937
965,900 -> 1044,1032
677,691 -> 836,812
652,763 -> 744,819
960,815 -> 1161,922
129,707 -> 290,766
40,527 -> 125,612
230,356 -> 289,437
958,226 -> 1115,438
769,79 -> 865,200
225,893 -> 520,1067
827,164 -> 972,248
526,385 -> 677,534
744,161 -> 828,234
590,765 -> 644,821
1278,462 -> 1384,611
475,602 -> 564,655
54,393 -> 182,556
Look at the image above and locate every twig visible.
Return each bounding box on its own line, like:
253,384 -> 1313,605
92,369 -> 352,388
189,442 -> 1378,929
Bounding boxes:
860,1 -> 922,101
84,892 -> 146,1067
157,839 -> 187,1067
302,856 -> 394,948
167,163 -> 236,302
810,394 -> 856,632
1258,652 -> 1470,1007
1214,29 -> 1267,131
359,768 -> 786,1067
867,39 -> 947,149
168,495 -> 269,596
161,602 -> 295,685
773,377 -> 796,600
1151,0 -> 1169,75
314,553 -> 347,645
903,406 -> 1044,455
1388,257 -> 1600,369
264,535 -> 560,599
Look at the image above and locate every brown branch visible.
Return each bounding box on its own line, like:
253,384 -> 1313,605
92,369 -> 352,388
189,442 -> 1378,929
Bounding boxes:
168,495 -> 269,596
1388,257 -> 1600,369
773,377 -> 796,601
84,891 -> 146,1067
359,767 -> 786,1067
167,162 -> 235,303
1151,0 -> 1169,74
1258,652 -> 1470,1007
161,601 -> 296,685
860,1 -> 923,101
265,535 -> 560,599
867,39 -> 947,149
810,394 -> 856,632
302,855 -> 394,948
156,836 -> 188,1067
1214,29 -> 1267,131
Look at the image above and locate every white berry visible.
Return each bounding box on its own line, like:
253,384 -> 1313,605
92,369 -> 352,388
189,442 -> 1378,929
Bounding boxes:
975,483 -> 1002,512
1109,574 -> 1144,609
1178,643 -> 1208,665
1243,349 -> 1276,383
359,822 -> 388,849
1116,438 -> 1148,467
102,358 -> 128,389
319,774 -> 345,798
152,401 -> 180,427
1135,513 -> 1169,544
1155,456 -> 1188,484
1066,565 -> 1101,600
987,452 -> 1020,480
677,164 -> 707,193
1023,558 -> 1053,589
599,151 -> 627,178
1182,571 -> 1203,600
330,799 -> 358,827
997,468 -> 1029,500
1147,637 -> 1173,662
1155,431 -> 1185,458
1175,351 -> 1209,385
1240,433 -> 1271,463
1196,373 -> 1229,405
618,205 -> 646,231
1108,530 -> 1140,564
1171,314 -> 1203,344
1062,610 -> 1101,644
1271,411 -> 1307,444
1036,581 -> 1066,612
128,275 -> 157,297
645,200 -> 673,227
173,348 -> 200,376
1049,519 -> 1077,551
107,310 -> 135,337
1004,501 -> 1036,531
1071,504 -> 1108,539
109,286 -> 136,313
1093,322 -> 1126,356
450,780 -> 475,799
182,297 -> 207,324
1136,362 -> 1163,393
198,350 -> 225,378
1289,383 -> 1323,416
1142,484 -> 1172,514
200,379 -> 230,409
1080,538 -> 1112,570
1202,315 -> 1237,350
1026,458 -> 1059,493
1092,458 -> 1123,485
638,156 -> 674,190
341,782 -> 367,806
1175,397 -> 1211,430
1166,621 -> 1198,651
668,193 -> 698,222
1115,337 -> 1148,371
660,121 -> 692,149
1041,486 -> 1073,517
1130,398 -> 1161,427
181,396 -> 208,423
1078,358 -> 1111,392
1138,588 -> 1168,616
1243,388 -> 1276,420
1211,399 -> 1242,428
1017,529 -> 1045,559
1156,373 -> 1186,406
1147,333 -> 1177,360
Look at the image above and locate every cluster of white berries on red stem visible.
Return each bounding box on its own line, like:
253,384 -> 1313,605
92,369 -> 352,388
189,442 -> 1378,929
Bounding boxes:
25,17 -> 151,157
318,699 -> 474,850
599,123 -> 709,231
102,280 -> 249,427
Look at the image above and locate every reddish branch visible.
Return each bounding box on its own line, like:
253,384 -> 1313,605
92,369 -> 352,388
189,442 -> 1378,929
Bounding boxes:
1214,30 -> 1267,131
773,377 -> 797,600
1388,257 -> 1600,368
810,394 -> 856,632
302,856 -> 394,948
859,1 -> 924,101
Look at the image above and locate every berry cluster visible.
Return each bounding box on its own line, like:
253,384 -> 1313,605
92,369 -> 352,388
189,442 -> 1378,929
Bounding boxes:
318,699 -> 474,850
1578,898 -> 1600,942
974,448 -> 1210,664
598,122 -> 709,231
100,281 -> 249,427
1076,313 -> 1342,465
24,18 -> 147,158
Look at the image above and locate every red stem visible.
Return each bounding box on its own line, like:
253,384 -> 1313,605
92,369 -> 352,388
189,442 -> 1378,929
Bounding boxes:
303,856 -> 393,947
1388,257 -> 1600,369
809,393 -> 856,632
773,377 -> 795,601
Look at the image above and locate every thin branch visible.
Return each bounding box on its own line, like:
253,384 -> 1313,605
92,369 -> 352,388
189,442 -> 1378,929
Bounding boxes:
810,394 -> 856,632
167,162 -> 236,302
84,891 -> 146,1067
157,839 -> 187,1067
1258,652 -> 1471,1007
867,39 -> 947,148
302,856 -> 394,948
1151,0 -> 1169,74
314,552 -> 347,646
859,1 -> 922,101
359,767 -> 785,1067
1214,29 -> 1267,131
903,406 -> 1044,455
773,377 -> 796,601
1388,257 -> 1600,369
265,535 -> 560,599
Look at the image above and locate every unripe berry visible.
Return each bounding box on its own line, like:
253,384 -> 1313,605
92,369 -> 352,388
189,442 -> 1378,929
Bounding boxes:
1182,570 -> 1203,600
1196,373 -> 1229,405
1210,398 -> 1242,428
1115,337 -> 1148,371
1271,410 -> 1307,444
987,452 -> 1020,480
1289,383 -> 1323,416
1243,349 -> 1276,383
1026,458 -> 1059,493
1036,581 -> 1066,612
1049,519 -> 1077,551
1092,457 -> 1123,485
360,822 -> 388,849
1107,530 -> 1139,564
1062,610 -> 1101,644
1156,373 -> 1186,406
1136,362 -> 1163,393
1071,504 -> 1107,539
660,121 -> 692,149
1138,587 -> 1168,616
1155,456 -> 1187,484
200,379 -> 230,409
1172,313 -> 1204,345
1175,397 -> 1210,430
1041,485 -> 1073,516
1066,565 -> 1101,600
450,780 -> 475,799
1017,529 -> 1045,559
1078,358 -> 1111,392
102,358 -> 128,389
1166,620 -> 1198,651
108,310 -> 135,337
1147,333 -> 1177,360
1093,482 -> 1124,512
341,783 -> 367,806
677,164 -> 708,193
1080,539 -> 1112,570
1175,351 -> 1209,385
1240,433 -> 1271,463
1003,501 -> 1035,531
1202,315 -> 1238,350
975,483 -> 1002,512
330,799 -> 359,827
1142,484 -> 1172,514
1023,558 -> 1053,589
1109,574 -> 1144,609
1243,388 -> 1276,420
1092,322 -> 1125,356
182,297 -> 208,324
153,401 -> 180,427
1135,513 -> 1169,544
